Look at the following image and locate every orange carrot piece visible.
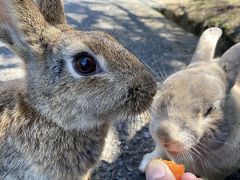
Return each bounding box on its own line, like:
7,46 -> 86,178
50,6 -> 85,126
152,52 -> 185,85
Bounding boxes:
161,160 -> 185,180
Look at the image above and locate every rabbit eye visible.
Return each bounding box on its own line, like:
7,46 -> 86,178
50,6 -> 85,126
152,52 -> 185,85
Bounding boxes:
73,53 -> 98,75
204,106 -> 216,116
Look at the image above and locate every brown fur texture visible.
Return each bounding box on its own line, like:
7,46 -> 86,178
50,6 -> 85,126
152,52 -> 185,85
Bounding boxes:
0,0 -> 157,179
35,0 -> 66,26
140,28 -> 240,180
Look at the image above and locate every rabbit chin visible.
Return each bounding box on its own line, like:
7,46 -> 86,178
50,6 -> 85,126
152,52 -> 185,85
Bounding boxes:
53,111 -> 122,131
51,104 -> 144,131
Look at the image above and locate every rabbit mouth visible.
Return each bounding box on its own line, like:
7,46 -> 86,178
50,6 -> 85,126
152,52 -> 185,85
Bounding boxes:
112,89 -> 156,121
124,85 -> 156,114
124,95 -> 155,114
161,134 -> 219,159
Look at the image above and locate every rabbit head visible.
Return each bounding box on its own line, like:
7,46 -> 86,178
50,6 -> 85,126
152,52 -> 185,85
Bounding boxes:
0,0 -> 156,130
151,27 -> 240,160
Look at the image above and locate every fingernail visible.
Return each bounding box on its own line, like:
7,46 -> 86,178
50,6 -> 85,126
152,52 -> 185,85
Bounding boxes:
146,161 -> 165,180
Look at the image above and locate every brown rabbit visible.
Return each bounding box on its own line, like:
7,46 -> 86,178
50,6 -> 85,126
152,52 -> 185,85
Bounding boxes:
0,0 -> 157,179
140,27 -> 240,180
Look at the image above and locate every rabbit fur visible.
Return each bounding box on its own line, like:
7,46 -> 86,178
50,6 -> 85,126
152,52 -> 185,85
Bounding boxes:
139,27 -> 240,180
0,0 -> 157,179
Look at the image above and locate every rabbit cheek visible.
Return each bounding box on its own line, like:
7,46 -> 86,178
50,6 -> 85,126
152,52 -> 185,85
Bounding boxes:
198,117 -> 230,150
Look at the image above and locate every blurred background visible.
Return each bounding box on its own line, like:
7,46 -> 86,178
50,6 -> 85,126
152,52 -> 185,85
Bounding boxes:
0,0 -> 239,179
159,0 -> 240,54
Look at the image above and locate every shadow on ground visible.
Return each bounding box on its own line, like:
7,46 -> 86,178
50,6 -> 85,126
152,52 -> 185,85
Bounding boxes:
93,123 -> 155,180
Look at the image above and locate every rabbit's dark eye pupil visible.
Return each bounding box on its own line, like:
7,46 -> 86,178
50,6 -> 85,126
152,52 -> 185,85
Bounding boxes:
74,53 -> 97,75
204,106 -> 215,117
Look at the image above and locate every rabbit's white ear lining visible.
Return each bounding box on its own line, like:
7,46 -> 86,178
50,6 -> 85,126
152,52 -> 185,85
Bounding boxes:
64,51 -> 108,79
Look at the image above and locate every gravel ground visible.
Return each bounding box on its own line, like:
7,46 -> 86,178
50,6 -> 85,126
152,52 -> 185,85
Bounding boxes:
0,0 -> 198,179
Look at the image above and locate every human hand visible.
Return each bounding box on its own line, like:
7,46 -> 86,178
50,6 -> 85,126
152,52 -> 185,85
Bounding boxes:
145,159 -> 203,180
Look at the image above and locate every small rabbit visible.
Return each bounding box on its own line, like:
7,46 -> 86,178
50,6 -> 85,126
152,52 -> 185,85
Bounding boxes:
139,27 -> 240,180
0,0 -> 157,179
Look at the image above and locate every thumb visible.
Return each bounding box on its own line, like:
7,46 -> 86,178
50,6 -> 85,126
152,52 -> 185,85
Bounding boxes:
145,159 -> 175,180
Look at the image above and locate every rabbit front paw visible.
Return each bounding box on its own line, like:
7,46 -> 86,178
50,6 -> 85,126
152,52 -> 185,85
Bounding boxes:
138,147 -> 163,173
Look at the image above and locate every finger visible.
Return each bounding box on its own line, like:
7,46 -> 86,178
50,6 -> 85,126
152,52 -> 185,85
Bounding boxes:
181,172 -> 199,180
145,159 -> 175,180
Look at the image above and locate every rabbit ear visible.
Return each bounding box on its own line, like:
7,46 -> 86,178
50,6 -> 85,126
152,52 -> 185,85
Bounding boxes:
0,1 -> 23,48
35,0 -> 66,26
219,43 -> 240,89
191,27 -> 222,63
0,0 -> 61,59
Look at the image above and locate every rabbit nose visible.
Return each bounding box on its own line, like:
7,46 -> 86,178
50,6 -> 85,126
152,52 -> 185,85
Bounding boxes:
127,70 -> 157,98
160,139 -> 184,155
128,86 -> 140,98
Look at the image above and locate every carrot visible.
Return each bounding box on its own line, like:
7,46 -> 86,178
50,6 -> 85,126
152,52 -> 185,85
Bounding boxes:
161,160 -> 185,180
